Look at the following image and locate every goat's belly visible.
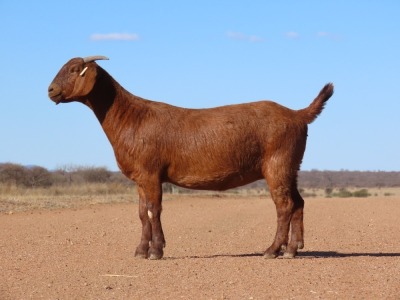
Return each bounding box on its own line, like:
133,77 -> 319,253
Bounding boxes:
168,171 -> 263,191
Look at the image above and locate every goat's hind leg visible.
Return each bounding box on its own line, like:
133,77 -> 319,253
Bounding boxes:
263,183 -> 293,259
264,183 -> 305,259
284,188 -> 304,258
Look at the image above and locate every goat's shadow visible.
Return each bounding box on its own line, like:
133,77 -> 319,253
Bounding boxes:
164,251 -> 400,260
298,251 -> 400,258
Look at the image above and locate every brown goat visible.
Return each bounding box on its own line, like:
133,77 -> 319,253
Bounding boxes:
48,56 -> 334,260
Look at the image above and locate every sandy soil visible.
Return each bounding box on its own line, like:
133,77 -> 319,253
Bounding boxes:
0,195 -> 399,299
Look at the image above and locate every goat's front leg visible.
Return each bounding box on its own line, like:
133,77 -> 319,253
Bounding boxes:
139,181 -> 166,260
134,187 -> 152,258
135,183 -> 166,259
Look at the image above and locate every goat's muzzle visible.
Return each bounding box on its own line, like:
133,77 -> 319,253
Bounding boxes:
48,83 -> 63,104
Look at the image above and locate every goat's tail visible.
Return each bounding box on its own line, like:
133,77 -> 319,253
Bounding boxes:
297,83 -> 334,124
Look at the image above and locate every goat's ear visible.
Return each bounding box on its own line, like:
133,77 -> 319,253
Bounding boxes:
70,63 -> 97,97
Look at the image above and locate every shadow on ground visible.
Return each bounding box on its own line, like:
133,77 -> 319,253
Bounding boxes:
165,251 -> 400,260
298,251 -> 400,258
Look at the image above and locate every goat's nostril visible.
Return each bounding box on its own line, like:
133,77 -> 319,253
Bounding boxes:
48,84 -> 60,95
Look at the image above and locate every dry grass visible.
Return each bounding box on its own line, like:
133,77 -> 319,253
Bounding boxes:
1,183 -> 399,214
0,183 -> 138,213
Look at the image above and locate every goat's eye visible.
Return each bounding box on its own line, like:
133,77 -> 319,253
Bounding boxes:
69,66 -> 80,73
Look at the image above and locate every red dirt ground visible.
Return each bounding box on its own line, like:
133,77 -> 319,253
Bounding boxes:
1,196 -> 399,299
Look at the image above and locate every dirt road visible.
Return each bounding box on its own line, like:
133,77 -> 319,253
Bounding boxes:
1,196 -> 399,299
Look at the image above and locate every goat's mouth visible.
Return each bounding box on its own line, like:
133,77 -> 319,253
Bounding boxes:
49,93 -> 63,105
48,83 -> 64,104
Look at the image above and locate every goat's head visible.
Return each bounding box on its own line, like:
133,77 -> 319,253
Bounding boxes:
48,56 -> 109,104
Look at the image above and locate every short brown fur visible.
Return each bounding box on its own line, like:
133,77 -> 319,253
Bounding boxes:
48,56 -> 334,259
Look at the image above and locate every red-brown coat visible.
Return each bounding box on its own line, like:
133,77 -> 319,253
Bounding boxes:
48,56 -> 334,259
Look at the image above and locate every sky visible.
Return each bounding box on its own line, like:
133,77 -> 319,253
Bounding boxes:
0,1 -> 399,171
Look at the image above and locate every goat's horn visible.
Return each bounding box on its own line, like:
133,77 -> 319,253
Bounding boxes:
83,56 -> 109,63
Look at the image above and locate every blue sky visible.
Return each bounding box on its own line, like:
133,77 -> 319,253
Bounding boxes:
1,1 -> 399,171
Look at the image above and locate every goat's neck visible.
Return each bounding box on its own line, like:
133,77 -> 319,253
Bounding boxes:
84,69 -> 146,146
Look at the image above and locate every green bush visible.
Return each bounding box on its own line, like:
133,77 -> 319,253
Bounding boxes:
327,188 -> 370,198
335,188 -> 353,198
352,189 -> 370,198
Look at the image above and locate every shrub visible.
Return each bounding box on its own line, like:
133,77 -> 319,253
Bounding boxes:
335,188 -> 353,198
328,188 -> 370,198
0,163 -> 27,186
352,189 -> 370,198
24,166 -> 53,188
74,167 -> 112,183
325,187 -> 333,197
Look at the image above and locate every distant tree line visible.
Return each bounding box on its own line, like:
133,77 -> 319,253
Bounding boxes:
298,170 -> 400,188
0,163 -> 53,188
1,163 -> 400,189
224,170 -> 400,190
0,163 -> 130,188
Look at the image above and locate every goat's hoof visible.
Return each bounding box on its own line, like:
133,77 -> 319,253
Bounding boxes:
297,241 -> 304,249
263,252 -> 278,259
280,244 -> 287,252
283,252 -> 296,259
148,248 -> 163,260
134,252 -> 148,259
148,253 -> 163,260
134,247 -> 149,259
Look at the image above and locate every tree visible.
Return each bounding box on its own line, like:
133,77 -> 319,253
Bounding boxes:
78,167 -> 112,183
0,163 -> 27,186
24,166 -> 53,188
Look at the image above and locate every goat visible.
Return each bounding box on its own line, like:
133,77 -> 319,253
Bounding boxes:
48,56 -> 334,260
